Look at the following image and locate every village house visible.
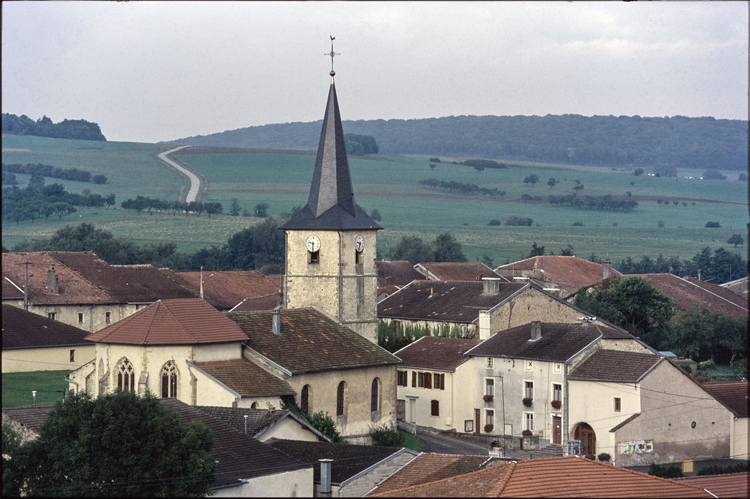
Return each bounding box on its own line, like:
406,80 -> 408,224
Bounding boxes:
367,455 -> 716,498
495,255 -> 622,298
568,349 -> 733,467
2,251 -> 196,332
413,262 -> 508,282
378,277 -> 608,340
2,304 -> 95,373
701,381 -> 749,462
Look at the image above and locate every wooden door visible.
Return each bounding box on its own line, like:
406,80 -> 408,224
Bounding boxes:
553,416 -> 562,444
474,409 -> 481,435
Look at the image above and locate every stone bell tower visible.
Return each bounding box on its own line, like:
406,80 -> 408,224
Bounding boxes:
281,61 -> 381,343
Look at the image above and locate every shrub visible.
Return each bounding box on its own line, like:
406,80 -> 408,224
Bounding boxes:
598,453 -> 611,462
696,462 -> 749,475
369,423 -> 403,447
657,220 -> 665,228
704,221 -> 721,228
634,168 -> 644,176
648,462 -> 684,478
92,174 -> 108,184
585,454 -> 596,460
429,157 -> 441,163
572,221 -> 583,226
505,216 -> 533,226
307,411 -> 342,443
370,209 -> 382,222
488,219 -> 501,226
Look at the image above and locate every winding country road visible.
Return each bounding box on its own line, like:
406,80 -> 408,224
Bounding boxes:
157,145 -> 200,203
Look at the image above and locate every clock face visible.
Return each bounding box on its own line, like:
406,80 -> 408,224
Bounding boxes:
355,235 -> 365,252
306,235 -> 321,252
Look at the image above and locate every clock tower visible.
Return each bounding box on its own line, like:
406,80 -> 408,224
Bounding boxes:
281,68 -> 381,343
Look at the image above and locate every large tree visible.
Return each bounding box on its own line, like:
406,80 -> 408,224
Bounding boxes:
432,232 -> 467,262
574,276 -> 674,339
5,391 -> 215,497
390,235 -> 434,264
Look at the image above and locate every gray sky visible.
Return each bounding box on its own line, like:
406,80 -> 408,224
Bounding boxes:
2,1 -> 747,144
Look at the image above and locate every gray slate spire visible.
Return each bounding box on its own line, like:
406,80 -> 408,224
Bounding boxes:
282,73 -> 381,231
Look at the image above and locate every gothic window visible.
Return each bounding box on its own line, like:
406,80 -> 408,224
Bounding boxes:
337,381 -> 347,416
160,361 -> 178,398
117,358 -> 135,392
301,385 -> 312,414
371,378 -> 380,412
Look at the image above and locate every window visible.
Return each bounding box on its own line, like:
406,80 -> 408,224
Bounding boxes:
301,385 -> 311,414
424,373 -> 432,389
336,381 -> 346,416
105,311 -> 111,324
397,370 -> 408,387
553,383 -> 562,402
486,410 -> 495,427
69,349 -> 75,362
525,381 -> 534,400
525,412 -> 534,431
431,400 -> 440,417
78,313 -> 84,325
371,378 -> 380,412
48,312 -> 56,320
486,378 -> 495,397
160,361 -> 177,398
418,372 -> 425,387
486,357 -> 494,369
117,358 -> 135,392
434,373 -> 445,390
309,250 -> 320,264
614,397 -> 621,412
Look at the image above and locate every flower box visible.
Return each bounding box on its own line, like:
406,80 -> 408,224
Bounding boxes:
522,397 -> 532,407
521,429 -> 533,437
551,400 -> 562,410
484,424 -> 494,433
483,394 -> 494,402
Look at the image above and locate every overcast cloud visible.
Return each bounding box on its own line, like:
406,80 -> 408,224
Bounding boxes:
2,1 -> 747,144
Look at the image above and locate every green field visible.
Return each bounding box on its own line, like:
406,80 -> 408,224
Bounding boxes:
2,370 -> 70,408
2,135 -> 747,265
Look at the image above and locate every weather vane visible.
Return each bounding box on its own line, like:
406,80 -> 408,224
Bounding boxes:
325,36 -> 340,74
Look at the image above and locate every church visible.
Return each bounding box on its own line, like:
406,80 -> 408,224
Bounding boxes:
68,66 -> 400,442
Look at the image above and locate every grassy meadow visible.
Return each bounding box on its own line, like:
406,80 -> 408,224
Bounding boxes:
2,370 -> 69,408
2,134 -> 747,266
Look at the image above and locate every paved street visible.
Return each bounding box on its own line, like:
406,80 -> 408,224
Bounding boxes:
415,430 -> 493,456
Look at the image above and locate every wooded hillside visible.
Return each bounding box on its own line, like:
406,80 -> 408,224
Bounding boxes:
2,114 -> 106,141
174,114 -> 747,172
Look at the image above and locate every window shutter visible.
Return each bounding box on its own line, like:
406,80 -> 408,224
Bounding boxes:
425,373 -> 432,389
412,371 -> 417,387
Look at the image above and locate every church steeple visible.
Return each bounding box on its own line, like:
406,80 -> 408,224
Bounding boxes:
282,71 -> 381,231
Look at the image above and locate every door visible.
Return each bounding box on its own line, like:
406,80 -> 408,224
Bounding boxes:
409,398 -> 417,424
474,409 -> 481,435
553,416 -> 562,444
574,423 -> 596,455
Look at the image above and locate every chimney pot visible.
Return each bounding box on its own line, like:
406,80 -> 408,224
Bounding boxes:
272,307 -> 281,335
482,277 -> 501,295
47,267 -> 59,293
319,459 -> 333,494
602,258 -> 612,280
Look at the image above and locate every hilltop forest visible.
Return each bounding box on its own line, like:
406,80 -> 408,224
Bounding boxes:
175,114 -> 747,173
2,113 -> 106,141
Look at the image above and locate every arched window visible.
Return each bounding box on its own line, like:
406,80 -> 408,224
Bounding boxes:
371,378 -> 380,412
336,381 -> 347,416
117,358 -> 135,392
251,402 -> 259,409
160,361 -> 178,398
301,385 -> 312,414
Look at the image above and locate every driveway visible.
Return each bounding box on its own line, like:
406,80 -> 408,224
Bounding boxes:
157,145 -> 199,203
416,430 -> 492,456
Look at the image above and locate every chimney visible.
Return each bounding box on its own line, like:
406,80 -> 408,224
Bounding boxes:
47,267 -> 59,293
319,459 -> 333,496
244,415 -> 248,435
479,310 -> 491,340
482,277 -> 501,295
602,259 -> 612,280
199,266 -> 204,299
272,307 -> 281,335
530,321 -> 541,341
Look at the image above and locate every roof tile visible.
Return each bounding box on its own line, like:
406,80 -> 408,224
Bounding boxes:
2,305 -> 91,349
193,358 -> 294,397
496,256 -> 622,295
394,337 -> 480,371
569,350 -> 663,383
702,381 -> 749,418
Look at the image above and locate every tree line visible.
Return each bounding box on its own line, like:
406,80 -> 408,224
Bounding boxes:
548,193 -> 638,212
2,113 -> 106,141
344,133 -> 378,155
175,114 -> 747,172
2,163 -> 107,184
2,180 -> 115,225
419,178 -> 506,198
120,196 -> 223,218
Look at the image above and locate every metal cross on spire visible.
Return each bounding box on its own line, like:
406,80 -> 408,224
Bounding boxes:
325,36 -> 340,74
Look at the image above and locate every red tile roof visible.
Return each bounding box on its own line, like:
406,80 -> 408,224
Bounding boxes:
636,274 -> 748,318
371,456 -> 713,498
394,337 -> 480,371
468,322 -> 633,363
569,350 -> 663,383
370,453 -> 489,495
378,280 -> 526,324
2,305 -> 91,349
227,308 -> 400,374
702,382 -> 749,418
2,277 -> 24,300
675,472 -> 749,498
192,358 -> 294,397
85,298 -> 248,345
415,262 -> 507,282
173,270 -> 281,310
496,256 -> 622,295
229,294 -> 281,312
2,252 -> 196,305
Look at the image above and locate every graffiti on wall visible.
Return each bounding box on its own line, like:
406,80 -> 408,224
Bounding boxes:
617,440 -> 653,454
